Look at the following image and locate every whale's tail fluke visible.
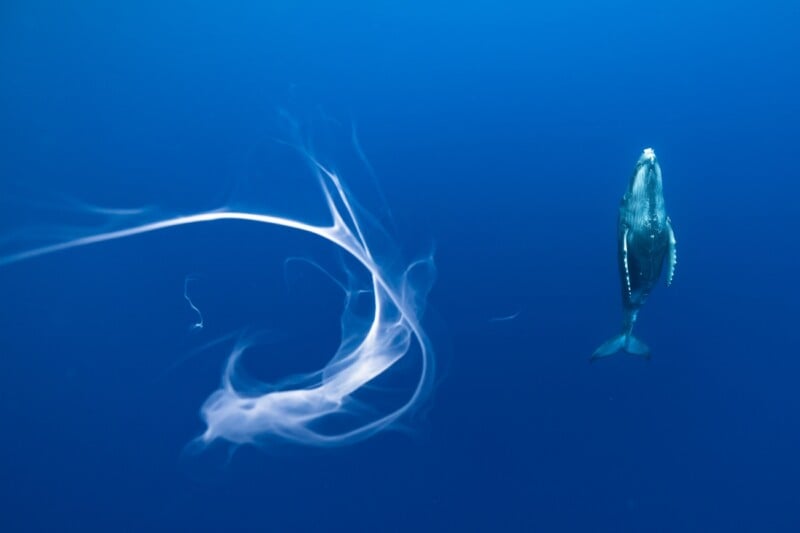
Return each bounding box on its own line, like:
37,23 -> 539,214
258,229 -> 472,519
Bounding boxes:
591,310 -> 650,360
591,332 -> 650,360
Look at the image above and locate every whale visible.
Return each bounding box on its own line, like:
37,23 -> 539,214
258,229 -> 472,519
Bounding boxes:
592,148 -> 677,360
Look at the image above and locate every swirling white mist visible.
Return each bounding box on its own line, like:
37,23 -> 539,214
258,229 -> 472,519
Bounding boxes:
0,140 -> 435,449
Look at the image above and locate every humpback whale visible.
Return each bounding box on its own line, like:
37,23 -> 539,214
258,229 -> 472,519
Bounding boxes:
592,148 -> 677,360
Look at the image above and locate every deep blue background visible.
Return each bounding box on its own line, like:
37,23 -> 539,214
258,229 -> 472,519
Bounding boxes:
1,1 -> 799,531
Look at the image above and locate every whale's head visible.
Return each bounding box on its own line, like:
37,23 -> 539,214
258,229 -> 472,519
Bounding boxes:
630,147 -> 662,197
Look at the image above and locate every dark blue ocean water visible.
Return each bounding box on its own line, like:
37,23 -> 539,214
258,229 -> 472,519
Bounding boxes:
1,1 -> 799,531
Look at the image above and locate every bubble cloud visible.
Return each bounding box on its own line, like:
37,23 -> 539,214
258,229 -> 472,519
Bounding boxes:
0,132 -> 435,450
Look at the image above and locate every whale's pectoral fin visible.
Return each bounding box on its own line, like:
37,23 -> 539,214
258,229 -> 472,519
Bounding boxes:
622,227 -> 632,298
666,217 -> 677,286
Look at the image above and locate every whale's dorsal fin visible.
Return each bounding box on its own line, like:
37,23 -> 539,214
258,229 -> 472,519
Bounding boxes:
666,217 -> 677,286
622,227 -> 632,297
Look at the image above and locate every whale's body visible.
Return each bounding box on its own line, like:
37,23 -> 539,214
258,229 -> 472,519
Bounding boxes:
593,148 -> 676,360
